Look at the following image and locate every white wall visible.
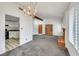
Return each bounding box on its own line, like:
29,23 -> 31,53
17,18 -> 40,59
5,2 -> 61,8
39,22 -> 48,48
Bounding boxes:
33,19 -> 43,35
62,3 -> 79,56
0,3 -> 33,54
0,12 -> 5,54
43,18 -> 62,36
33,18 -> 62,36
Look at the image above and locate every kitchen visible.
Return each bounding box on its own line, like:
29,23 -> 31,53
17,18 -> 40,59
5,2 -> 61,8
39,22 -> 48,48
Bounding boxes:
5,14 -> 20,51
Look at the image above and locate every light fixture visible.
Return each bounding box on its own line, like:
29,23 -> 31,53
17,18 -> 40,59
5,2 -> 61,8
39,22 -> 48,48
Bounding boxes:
19,2 -> 43,21
26,2 -> 37,16
19,2 -> 37,16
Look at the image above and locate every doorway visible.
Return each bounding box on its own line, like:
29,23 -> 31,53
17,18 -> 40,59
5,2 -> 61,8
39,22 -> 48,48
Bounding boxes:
63,28 -> 65,40
45,24 -> 53,36
5,14 -> 20,51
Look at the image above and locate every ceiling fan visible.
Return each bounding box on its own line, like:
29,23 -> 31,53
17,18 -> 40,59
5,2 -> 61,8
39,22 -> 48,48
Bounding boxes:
19,3 -> 43,21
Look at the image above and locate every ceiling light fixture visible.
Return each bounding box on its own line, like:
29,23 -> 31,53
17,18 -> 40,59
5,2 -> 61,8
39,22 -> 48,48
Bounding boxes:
19,2 -> 43,21
19,2 -> 37,17
27,2 -> 37,17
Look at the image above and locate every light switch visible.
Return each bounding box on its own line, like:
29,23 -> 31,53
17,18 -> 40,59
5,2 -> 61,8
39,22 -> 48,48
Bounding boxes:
21,28 -> 23,30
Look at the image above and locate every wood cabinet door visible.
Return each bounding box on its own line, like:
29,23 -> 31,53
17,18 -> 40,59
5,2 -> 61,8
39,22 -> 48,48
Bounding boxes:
38,24 -> 42,34
45,24 -> 53,36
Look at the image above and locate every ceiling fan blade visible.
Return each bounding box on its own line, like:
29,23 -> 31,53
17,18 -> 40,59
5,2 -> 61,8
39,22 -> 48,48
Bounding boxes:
19,7 -> 24,11
33,16 -> 43,21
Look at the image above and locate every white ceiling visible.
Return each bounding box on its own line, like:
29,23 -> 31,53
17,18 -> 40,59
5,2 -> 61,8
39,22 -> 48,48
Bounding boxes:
18,2 -> 70,19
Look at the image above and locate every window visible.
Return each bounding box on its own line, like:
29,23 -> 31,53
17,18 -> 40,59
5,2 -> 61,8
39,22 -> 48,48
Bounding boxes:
69,7 -> 75,45
76,5 -> 79,50
69,3 -> 79,52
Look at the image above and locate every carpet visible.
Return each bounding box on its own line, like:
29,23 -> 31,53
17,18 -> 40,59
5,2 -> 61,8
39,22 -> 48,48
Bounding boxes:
1,35 -> 70,56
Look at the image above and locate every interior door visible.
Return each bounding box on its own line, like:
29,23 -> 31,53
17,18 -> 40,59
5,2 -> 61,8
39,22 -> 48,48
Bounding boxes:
63,28 -> 65,41
38,24 -> 42,34
45,24 -> 53,36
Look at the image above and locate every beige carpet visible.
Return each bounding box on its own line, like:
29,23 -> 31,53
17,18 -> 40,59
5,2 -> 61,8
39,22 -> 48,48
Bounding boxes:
6,38 -> 19,51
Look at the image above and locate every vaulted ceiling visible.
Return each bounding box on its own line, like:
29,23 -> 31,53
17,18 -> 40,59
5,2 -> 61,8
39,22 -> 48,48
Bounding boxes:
18,2 -> 70,19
